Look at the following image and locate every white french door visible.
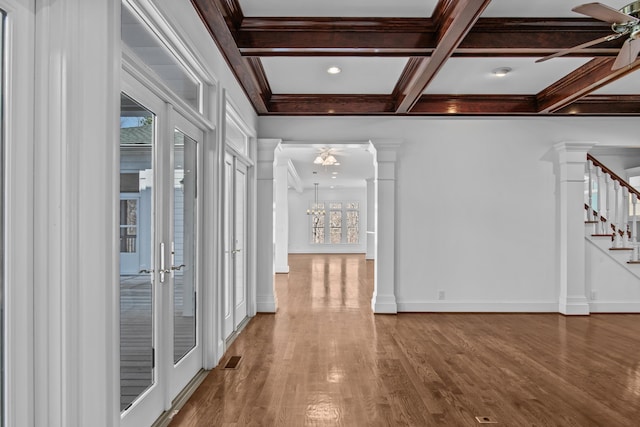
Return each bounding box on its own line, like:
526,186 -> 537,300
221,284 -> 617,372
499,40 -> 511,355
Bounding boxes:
120,76 -> 203,427
223,152 -> 249,341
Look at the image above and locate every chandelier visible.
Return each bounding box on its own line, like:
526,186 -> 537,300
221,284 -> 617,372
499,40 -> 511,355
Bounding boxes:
313,151 -> 338,166
306,183 -> 326,216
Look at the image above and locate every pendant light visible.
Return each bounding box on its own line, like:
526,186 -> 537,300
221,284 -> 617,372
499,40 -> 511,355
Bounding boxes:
306,183 -> 326,216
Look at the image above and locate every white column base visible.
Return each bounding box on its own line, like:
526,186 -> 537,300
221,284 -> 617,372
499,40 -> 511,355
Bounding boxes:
275,265 -> 289,274
256,295 -> 278,313
371,294 -> 397,314
559,297 -> 590,315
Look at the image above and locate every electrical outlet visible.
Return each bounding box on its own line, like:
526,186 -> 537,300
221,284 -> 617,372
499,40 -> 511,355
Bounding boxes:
438,290 -> 445,300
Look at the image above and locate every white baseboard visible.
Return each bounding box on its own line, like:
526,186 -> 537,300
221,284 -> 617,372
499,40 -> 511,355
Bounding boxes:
396,300 -> 559,313
371,294 -> 397,314
275,264 -> 289,273
590,301 -> 640,312
256,295 -> 278,313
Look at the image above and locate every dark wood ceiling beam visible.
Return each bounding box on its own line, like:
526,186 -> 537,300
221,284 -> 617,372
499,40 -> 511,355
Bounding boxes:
395,0 -> 492,113
236,17 -> 615,57
266,94 -> 640,116
190,0 -> 268,114
268,94 -> 396,115
536,58 -> 640,113
411,94 -> 537,114
554,95 -> 640,115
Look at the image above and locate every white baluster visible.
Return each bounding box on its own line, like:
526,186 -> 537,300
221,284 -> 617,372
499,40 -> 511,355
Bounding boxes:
597,166 -> 605,234
587,160 -> 594,222
622,186 -> 630,247
632,193 -> 638,261
613,180 -> 621,247
604,173 -> 612,235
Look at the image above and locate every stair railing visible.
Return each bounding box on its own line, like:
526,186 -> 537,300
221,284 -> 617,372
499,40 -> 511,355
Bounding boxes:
586,154 -> 639,261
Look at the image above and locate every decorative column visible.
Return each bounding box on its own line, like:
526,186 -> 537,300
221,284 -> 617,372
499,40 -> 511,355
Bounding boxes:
274,156 -> 290,273
366,178 -> 376,260
33,0 -> 120,425
554,142 -> 595,315
370,140 -> 402,314
256,139 -> 280,312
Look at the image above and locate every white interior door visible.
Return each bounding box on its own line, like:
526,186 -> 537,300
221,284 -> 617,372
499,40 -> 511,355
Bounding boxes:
223,152 -> 249,341
120,78 -> 203,427
233,161 -> 248,326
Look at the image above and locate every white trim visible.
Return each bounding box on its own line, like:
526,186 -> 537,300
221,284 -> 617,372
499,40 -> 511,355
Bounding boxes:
127,0 -> 217,88
397,301 -> 560,312
34,1 -> 121,426
1,1 -> 34,426
590,302 -> 640,312
122,48 -> 215,132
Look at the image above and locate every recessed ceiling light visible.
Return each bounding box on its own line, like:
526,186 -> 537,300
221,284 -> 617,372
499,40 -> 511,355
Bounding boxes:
331,176 -> 337,179
330,186 -> 335,189
327,66 -> 341,75
492,67 -> 512,77
332,171 -> 338,175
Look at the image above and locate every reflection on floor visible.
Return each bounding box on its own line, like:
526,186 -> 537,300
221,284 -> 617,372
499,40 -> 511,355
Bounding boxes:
120,274 -> 196,411
170,253 -> 640,426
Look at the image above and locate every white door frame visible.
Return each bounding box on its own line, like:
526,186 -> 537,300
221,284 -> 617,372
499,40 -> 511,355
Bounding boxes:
2,1 -> 35,426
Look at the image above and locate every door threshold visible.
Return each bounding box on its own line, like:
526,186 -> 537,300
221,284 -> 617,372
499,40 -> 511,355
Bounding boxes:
151,368 -> 209,427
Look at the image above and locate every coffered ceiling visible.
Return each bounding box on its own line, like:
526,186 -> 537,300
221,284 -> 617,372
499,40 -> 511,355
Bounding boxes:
190,0 -> 640,115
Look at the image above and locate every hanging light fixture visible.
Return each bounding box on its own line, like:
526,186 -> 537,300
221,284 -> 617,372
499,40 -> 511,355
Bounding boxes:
306,183 -> 326,216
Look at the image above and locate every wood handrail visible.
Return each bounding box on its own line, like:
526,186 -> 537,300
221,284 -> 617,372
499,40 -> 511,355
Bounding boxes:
587,153 -> 640,200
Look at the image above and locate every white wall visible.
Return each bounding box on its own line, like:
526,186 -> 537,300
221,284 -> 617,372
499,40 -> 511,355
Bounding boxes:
288,186 -> 367,253
259,116 -> 640,312
586,238 -> 640,312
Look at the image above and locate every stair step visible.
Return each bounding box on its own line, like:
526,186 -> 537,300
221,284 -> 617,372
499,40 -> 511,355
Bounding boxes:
592,234 -> 613,237
585,221 -> 599,224
610,247 -> 633,251
628,261 -> 640,264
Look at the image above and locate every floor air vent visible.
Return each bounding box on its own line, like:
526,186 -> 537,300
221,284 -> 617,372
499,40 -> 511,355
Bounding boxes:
223,356 -> 242,369
475,416 -> 497,424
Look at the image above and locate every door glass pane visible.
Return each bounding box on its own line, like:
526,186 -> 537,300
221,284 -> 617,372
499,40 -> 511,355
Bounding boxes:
121,1 -> 201,111
173,130 -> 197,364
119,94 -> 155,412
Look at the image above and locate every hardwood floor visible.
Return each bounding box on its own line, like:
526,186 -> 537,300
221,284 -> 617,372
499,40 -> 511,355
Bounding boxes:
170,253 -> 640,426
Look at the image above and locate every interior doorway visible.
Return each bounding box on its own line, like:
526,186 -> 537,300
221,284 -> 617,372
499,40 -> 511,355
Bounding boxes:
272,142 -> 377,306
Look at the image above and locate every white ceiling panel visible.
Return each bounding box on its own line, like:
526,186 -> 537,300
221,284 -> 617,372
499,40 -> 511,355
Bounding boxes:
262,57 -> 409,94
593,69 -> 640,94
423,57 -> 593,94
239,0 -> 437,17
482,0 -> 633,17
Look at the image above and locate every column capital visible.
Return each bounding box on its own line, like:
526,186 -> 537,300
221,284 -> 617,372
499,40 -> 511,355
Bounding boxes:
554,141 -> 597,164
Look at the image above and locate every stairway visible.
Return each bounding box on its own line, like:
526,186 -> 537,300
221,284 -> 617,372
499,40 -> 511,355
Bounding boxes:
584,154 -> 640,312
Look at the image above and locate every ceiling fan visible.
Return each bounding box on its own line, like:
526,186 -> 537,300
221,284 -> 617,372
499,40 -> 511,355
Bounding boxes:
313,148 -> 341,166
536,1 -> 640,70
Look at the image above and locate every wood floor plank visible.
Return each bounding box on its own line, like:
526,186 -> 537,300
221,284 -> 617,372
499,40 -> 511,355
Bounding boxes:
169,254 -> 640,426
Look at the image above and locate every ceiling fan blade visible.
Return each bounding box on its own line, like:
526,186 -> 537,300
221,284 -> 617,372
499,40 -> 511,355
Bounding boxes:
535,34 -> 621,63
572,2 -> 639,24
612,38 -> 640,70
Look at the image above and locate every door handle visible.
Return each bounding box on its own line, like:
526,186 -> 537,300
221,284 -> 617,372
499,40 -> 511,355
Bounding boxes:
171,264 -> 186,271
139,269 -> 154,274
232,248 -> 242,254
